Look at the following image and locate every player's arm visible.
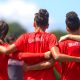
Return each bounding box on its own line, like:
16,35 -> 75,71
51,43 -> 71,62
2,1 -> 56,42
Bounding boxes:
51,46 -> 80,62
24,58 -> 54,71
49,34 -> 80,62
59,34 -> 80,42
18,51 -> 51,60
0,44 -> 51,59
0,34 -> 25,54
0,44 -> 16,54
9,51 -> 51,60
0,34 -> 51,60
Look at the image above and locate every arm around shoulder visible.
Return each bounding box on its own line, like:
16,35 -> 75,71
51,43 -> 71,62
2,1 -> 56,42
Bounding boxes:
51,46 -> 80,62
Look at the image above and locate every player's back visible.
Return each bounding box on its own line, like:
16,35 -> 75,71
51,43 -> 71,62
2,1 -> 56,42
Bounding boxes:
59,39 -> 80,80
26,32 -> 56,80
17,32 -> 57,64
20,32 -> 57,80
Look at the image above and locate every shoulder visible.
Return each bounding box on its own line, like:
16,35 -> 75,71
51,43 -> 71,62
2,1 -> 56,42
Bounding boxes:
59,39 -> 68,45
18,32 -> 34,38
44,32 -> 57,38
59,39 -> 73,48
59,39 -> 74,44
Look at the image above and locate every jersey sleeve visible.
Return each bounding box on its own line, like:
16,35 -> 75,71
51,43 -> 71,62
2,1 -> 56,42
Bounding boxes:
9,52 -> 45,60
49,34 -> 58,49
14,34 -> 27,52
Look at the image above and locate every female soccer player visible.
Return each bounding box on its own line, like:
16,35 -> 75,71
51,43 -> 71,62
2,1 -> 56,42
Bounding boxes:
58,11 -> 80,80
0,20 -> 9,80
0,9 -> 80,80
0,20 -> 51,80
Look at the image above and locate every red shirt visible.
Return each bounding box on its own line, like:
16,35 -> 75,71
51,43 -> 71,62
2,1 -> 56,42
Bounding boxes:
0,42 -> 45,80
0,43 -> 9,80
0,43 -> 41,80
9,51 -> 45,61
59,39 -> 80,80
54,61 -> 62,75
14,32 -> 58,80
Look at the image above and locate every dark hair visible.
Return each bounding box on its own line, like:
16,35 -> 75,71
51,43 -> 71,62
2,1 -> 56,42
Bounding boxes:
0,20 -> 9,40
34,9 -> 49,27
6,34 -> 16,44
66,11 -> 80,31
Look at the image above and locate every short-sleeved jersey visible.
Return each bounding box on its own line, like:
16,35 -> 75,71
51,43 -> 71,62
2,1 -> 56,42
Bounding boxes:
0,42 -> 42,80
0,43 -> 31,80
59,39 -> 80,80
14,32 -> 58,80
0,43 -> 9,80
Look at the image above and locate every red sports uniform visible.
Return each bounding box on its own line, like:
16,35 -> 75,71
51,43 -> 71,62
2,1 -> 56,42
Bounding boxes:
14,32 -> 58,80
59,39 -> 80,80
0,43 -> 9,80
54,61 -> 62,75
0,43 -> 45,80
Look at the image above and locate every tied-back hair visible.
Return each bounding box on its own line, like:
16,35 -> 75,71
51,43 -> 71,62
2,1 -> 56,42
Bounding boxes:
66,11 -> 80,31
0,20 -> 9,37
34,9 -> 49,27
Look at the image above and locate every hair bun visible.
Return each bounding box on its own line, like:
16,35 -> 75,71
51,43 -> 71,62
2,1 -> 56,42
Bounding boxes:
34,9 -> 49,26
39,9 -> 49,18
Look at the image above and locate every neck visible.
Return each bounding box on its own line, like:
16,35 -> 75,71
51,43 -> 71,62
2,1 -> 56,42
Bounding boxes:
69,31 -> 80,35
34,26 -> 46,32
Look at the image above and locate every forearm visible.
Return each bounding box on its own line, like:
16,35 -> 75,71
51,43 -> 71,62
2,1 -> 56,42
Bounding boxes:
59,34 -> 80,42
51,47 -> 80,62
26,58 -> 54,71
54,53 -> 80,62
9,52 -> 45,60
0,44 -> 17,54
68,34 -> 80,41
18,52 -> 45,60
16,51 -> 51,60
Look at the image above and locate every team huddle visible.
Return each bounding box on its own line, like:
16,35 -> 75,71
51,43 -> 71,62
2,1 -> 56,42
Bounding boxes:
0,9 -> 80,80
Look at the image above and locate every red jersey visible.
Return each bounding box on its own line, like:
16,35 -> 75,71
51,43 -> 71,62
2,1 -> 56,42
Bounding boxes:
0,42 -> 44,80
59,39 -> 80,80
14,32 -> 58,80
0,43 -> 9,80
54,61 -> 62,75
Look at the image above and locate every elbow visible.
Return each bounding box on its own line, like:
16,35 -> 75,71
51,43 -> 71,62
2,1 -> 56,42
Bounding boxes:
53,54 -> 61,61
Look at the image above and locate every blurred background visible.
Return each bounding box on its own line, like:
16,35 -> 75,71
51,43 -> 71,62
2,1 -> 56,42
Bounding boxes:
0,0 -> 80,79
0,0 -> 80,37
